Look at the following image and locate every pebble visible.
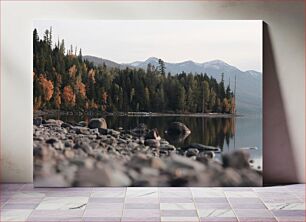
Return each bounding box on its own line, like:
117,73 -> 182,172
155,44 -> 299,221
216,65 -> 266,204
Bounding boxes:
33,118 -> 262,187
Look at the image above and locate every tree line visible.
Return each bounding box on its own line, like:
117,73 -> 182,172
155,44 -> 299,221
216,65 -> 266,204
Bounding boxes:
33,28 -> 235,114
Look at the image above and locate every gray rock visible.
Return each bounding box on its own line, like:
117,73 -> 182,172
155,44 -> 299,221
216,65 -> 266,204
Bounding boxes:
222,150 -> 250,169
88,118 -> 107,129
74,127 -> 90,135
44,119 -> 63,126
46,138 -> 59,144
144,139 -> 160,147
61,122 -> 72,128
166,122 -> 191,135
168,154 -> 205,171
108,129 -> 120,137
186,148 -> 199,157
75,167 -> 131,186
160,144 -> 176,151
160,140 -> 170,145
33,117 -> 42,126
202,151 -> 215,159
77,121 -> 87,127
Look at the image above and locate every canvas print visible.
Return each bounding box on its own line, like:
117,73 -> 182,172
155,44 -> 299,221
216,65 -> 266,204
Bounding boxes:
33,20 -> 263,187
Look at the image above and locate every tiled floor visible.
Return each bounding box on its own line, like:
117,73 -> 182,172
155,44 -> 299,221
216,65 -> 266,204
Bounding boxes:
0,184 -> 305,222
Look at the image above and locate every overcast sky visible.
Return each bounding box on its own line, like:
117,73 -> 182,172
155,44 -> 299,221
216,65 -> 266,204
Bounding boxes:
34,20 -> 262,72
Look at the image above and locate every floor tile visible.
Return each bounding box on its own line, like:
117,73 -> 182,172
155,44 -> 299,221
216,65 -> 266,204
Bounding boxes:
10,191 -> 45,199
230,202 -> 266,209
162,217 -> 199,222
27,217 -> 83,221
29,209 -> 84,217
196,203 -> 231,209
159,188 -> 192,198
200,217 -> 238,222
126,188 -> 158,198
161,210 -> 198,217
228,197 -> 263,204
194,197 -> 228,203
198,209 -> 235,217
238,218 -> 277,222
1,183 -> 306,222
0,209 -> 32,221
160,203 -> 196,210
91,190 -> 125,198
86,202 -> 123,209
276,217 -> 306,222
1,184 -> 24,191
191,188 -> 225,197
2,203 -> 39,209
265,202 -> 305,210
122,209 -> 160,217
89,197 -> 125,203
125,203 -> 160,209
36,196 -> 88,210
45,191 -> 91,197
272,209 -> 305,217
83,218 -> 121,222
234,209 -> 274,218
160,197 -> 194,203
83,209 -> 123,217
125,198 -> 159,203
6,197 -> 44,204
225,191 -> 258,198
122,217 -> 161,222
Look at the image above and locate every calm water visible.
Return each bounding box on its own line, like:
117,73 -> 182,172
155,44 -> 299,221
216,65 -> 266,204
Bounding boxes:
45,114 -> 262,170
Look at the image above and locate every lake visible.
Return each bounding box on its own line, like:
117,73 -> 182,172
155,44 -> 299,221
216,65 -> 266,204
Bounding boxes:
42,114 -> 262,170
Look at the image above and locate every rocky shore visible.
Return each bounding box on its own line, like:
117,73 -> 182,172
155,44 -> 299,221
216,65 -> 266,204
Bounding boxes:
33,117 -> 262,187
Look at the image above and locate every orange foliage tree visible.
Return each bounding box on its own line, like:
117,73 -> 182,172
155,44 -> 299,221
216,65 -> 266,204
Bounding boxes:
39,74 -> 54,102
76,80 -> 86,98
62,85 -> 76,107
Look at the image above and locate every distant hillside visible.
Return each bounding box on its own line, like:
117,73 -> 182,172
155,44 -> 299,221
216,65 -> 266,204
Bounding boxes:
83,55 -> 129,69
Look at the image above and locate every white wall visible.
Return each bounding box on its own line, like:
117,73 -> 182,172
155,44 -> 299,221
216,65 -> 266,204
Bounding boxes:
1,1 -> 304,183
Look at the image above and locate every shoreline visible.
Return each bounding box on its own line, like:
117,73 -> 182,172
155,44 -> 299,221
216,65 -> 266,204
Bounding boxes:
34,109 -> 243,118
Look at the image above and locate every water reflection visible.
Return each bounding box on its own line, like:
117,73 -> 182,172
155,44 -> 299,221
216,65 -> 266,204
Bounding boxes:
106,116 -> 235,149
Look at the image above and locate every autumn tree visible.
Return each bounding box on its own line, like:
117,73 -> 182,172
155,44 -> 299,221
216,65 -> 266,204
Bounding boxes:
39,74 -> 54,105
62,85 -> 76,107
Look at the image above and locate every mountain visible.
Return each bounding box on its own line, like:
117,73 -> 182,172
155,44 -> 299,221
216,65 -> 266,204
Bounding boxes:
83,55 -> 129,69
84,56 -> 262,115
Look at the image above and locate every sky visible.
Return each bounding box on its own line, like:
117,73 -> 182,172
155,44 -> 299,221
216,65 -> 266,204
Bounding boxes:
34,20 -> 262,72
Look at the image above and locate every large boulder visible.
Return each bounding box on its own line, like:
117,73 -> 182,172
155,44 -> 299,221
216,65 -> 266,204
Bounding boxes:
222,150 -> 250,169
88,118 -> 107,129
166,122 -> 191,135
